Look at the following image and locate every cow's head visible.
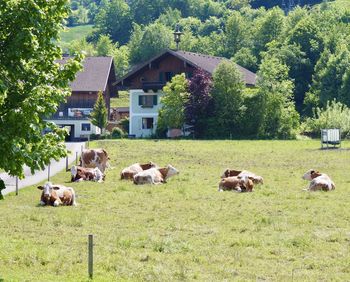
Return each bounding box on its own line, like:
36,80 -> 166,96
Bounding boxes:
221,169 -> 230,178
252,175 -> 264,184
37,182 -> 60,201
93,167 -> 104,182
165,164 -> 179,178
302,169 -> 321,181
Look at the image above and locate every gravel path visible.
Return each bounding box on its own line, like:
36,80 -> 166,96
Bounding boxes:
1,142 -> 85,195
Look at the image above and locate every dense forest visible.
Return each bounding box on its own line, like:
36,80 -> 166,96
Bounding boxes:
62,0 -> 350,139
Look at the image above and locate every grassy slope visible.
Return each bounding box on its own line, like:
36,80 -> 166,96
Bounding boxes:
111,91 -> 130,108
59,25 -> 94,44
0,140 -> 350,281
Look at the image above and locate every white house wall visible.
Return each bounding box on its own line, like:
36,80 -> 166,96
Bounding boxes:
48,119 -> 100,139
129,89 -> 164,138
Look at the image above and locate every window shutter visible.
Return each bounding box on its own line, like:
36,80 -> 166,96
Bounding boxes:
153,95 -> 157,105
138,95 -> 142,106
159,72 -> 164,82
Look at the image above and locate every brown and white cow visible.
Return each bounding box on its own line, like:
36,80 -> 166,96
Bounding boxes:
302,169 -> 335,191
133,164 -> 179,185
120,162 -> 157,180
80,148 -> 109,173
218,175 -> 254,192
37,182 -> 77,207
71,165 -> 104,183
221,169 -> 264,184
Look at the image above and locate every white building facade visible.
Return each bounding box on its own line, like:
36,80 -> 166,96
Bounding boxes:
129,90 -> 164,138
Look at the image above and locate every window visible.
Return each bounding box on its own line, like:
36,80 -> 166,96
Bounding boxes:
165,72 -> 173,82
142,118 -> 154,129
81,123 -> 91,131
185,72 -> 193,79
138,95 -> 157,108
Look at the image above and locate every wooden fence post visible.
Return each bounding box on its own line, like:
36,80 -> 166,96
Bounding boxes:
15,176 -> 18,196
88,234 -> 94,279
47,163 -> 51,182
76,152 -> 78,165
66,156 -> 69,172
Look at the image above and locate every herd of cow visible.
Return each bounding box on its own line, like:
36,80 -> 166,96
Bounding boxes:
37,148 -> 336,207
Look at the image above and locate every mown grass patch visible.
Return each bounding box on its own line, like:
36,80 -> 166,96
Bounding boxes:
111,91 -> 130,108
0,140 -> 349,281
59,24 -> 94,44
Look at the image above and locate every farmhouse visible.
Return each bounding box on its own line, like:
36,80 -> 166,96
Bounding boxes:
47,56 -> 117,141
115,49 -> 257,138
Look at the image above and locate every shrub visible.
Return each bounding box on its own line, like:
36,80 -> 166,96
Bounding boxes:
100,131 -> 111,140
120,118 -> 129,133
111,127 -> 125,139
301,100 -> 350,138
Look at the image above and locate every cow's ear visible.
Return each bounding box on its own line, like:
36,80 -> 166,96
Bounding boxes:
37,186 -> 44,190
310,170 -> 315,174
52,186 -> 61,190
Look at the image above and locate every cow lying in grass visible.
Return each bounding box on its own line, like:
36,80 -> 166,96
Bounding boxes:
133,164 -> 179,185
219,175 -> 254,192
221,169 -> 264,184
302,169 -> 335,191
71,165 -> 104,183
121,162 -> 157,180
37,182 -> 77,207
80,148 -> 110,173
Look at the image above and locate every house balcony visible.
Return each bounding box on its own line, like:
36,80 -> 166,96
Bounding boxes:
142,81 -> 166,92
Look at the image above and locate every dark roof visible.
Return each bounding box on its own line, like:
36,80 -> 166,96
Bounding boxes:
116,107 -> 129,112
115,49 -> 256,86
57,57 -> 115,92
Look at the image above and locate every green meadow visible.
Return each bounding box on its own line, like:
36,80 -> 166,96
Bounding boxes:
0,140 -> 349,281
59,24 -> 94,44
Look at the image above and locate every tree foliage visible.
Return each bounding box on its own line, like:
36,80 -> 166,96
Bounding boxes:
185,69 -> 213,138
94,0 -> 132,45
257,56 -> 300,139
158,74 -> 189,131
0,0 -> 82,179
211,60 -> 245,138
90,91 -> 108,133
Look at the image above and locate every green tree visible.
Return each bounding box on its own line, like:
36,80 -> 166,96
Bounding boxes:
0,0 -> 82,180
225,11 -> 250,57
129,22 -> 173,64
211,60 -> 245,138
90,91 -> 108,133
257,56 -> 300,139
96,35 -> 115,56
112,45 -> 130,78
67,38 -> 96,56
253,7 -> 285,61
94,0 -> 132,45
158,74 -> 189,132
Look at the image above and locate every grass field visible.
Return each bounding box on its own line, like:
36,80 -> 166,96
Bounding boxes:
111,91 -> 130,108
59,24 -> 94,44
0,140 -> 350,281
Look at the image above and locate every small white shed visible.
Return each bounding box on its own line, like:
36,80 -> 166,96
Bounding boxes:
321,129 -> 341,149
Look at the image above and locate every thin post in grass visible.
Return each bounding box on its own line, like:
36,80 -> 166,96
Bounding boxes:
88,234 -> 94,279
76,151 -> 78,165
87,135 -> 90,149
15,176 -> 18,196
66,156 -> 69,172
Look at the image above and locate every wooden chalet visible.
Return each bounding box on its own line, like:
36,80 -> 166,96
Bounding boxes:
48,56 -> 116,141
114,49 -> 257,138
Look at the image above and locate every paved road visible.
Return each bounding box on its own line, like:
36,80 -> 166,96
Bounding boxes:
1,142 -> 85,196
